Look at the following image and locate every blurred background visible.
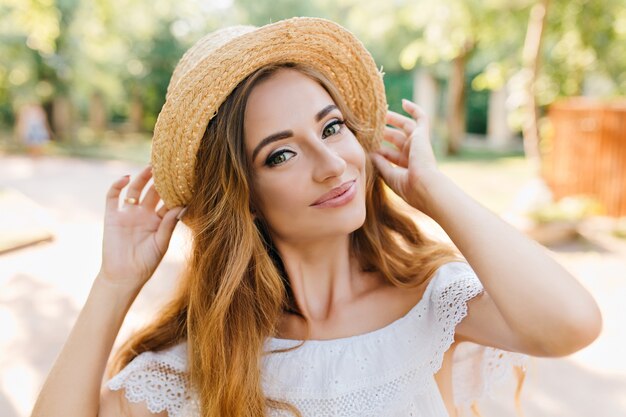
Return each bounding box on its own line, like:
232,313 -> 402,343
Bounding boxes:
1,0 -> 625,416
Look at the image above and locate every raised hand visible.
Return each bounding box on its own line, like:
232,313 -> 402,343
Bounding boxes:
370,99 -> 443,215
98,165 -> 185,290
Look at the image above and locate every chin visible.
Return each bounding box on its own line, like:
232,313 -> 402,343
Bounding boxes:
332,201 -> 367,234
300,202 -> 366,239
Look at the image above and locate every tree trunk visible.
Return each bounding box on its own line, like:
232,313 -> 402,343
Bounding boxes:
446,51 -> 468,155
521,0 -> 549,175
89,91 -> 107,134
51,95 -> 74,142
129,89 -> 144,133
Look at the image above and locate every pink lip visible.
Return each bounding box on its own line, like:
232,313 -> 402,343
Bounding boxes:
311,180 -> 357,208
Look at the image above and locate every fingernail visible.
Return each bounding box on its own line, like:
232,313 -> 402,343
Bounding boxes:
176,206 -> 188,220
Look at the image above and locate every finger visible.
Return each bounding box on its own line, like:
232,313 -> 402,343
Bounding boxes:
156,203 -> 168,219
402,99 -> 431,136
401,99 -> 428,121
176,206 -> 188,220
125,165 -> 153,202
370,152 -> 402,188
154,207 -> 185,253
141,182 -> 160,210
375,146 -> 405,167
383,126 -> 407,150
386,110 -> 417,136
105,174 -> 130,212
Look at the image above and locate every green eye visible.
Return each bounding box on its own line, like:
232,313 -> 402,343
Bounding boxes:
266,150 -> 295,167
322,120 -> 344,139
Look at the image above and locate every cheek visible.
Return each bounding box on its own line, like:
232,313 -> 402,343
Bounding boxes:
342,133 -> 367,172
253,176 -> 314,239
253,174 -> 308,218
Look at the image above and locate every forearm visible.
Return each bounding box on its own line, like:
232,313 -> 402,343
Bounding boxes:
31,275 -> 141,417
422,172 -> 602,355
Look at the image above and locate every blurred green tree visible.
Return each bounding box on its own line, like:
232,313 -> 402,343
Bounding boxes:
0,0 -> 623,147
0,0 -> 235,138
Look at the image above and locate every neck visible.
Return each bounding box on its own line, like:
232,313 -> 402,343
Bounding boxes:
272,234 -> 371,322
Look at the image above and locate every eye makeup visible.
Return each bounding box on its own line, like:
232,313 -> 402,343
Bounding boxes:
264,118 -> 346,168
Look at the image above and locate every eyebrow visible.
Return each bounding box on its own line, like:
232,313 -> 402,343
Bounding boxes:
251,104 -> 338,162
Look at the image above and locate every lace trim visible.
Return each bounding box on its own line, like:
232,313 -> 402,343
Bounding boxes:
105,262 -> 528,416
261,302 -> 434,397
429,268 -> 485,375
106,345 -> 199,417
267,370 -> 440,417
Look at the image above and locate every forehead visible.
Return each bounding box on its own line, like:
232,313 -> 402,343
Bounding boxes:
244,69 -> 335,141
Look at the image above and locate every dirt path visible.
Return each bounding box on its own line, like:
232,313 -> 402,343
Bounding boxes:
1,155 -> 624,417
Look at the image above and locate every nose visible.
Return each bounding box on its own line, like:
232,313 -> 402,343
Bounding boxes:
310,139 -> 346,183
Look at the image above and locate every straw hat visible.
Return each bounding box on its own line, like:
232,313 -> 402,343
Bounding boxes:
151,16 -> 388,209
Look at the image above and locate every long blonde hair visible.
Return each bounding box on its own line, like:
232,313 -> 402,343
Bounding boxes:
108,62 -> 518,416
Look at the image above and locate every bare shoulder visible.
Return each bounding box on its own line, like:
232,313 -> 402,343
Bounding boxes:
99,385 -> 169,417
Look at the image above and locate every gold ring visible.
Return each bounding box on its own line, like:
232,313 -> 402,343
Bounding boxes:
124,197 -> 138,205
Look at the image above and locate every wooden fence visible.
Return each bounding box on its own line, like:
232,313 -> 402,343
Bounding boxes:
542,98 -> 626,217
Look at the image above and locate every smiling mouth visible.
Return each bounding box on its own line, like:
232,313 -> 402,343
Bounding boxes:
311,179 -> 357,206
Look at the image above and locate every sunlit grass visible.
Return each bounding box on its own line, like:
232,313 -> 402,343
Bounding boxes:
439,150 -> 531,214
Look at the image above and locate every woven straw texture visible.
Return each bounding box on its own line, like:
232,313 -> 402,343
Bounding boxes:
150,17 -> 387,209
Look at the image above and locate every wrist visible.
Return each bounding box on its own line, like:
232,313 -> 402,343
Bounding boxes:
93,272 -> 144,302
411,170 -> 450,216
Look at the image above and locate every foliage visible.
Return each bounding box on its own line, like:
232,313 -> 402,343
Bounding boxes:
381,71 -> 413,114
0,0 -> 624,136
0,0 -> 235,133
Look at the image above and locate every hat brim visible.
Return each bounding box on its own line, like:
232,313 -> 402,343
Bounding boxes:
151,17 -> 387,209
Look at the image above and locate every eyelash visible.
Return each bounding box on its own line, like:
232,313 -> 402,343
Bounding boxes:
264,119 -> 346,167
321,119 -> 345,139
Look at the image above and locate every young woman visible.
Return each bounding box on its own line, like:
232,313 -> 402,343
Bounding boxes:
31,17 -> 602,417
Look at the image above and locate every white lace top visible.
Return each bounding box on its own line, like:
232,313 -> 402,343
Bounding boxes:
107,262 -> 528,416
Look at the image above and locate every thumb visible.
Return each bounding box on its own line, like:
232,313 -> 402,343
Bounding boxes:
155,206 -> 184,253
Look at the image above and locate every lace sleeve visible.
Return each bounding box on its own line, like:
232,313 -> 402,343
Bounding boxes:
106,343 -> 198,417
429,262 -> 529,409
